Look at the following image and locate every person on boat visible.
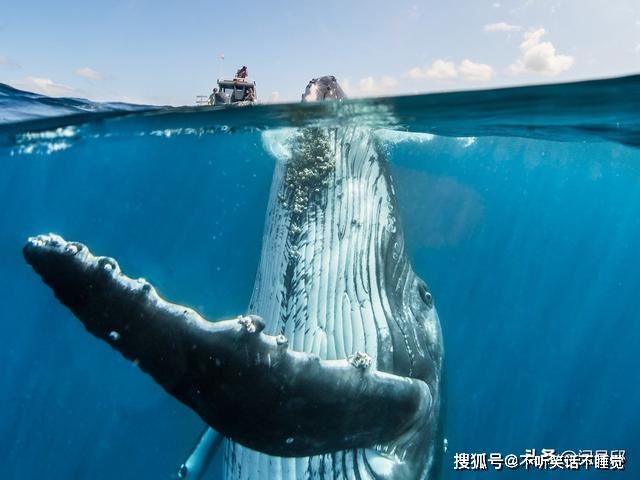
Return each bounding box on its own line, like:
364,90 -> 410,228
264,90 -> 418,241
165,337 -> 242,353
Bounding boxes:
208,88 -> 218,105
236,66 -> 248,80
243,87 -> 255,102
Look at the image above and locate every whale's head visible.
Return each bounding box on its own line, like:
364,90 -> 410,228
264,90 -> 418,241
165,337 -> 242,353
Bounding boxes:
301,75 -> 346,102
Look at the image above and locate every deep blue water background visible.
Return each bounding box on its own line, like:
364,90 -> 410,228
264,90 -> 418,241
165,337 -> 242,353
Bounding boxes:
1,78 -> 638,479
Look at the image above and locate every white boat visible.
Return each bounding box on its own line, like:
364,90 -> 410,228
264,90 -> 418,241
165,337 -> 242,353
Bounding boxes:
197,77 -> 257,106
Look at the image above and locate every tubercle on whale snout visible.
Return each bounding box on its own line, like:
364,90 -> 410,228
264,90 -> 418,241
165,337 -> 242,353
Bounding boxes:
301,75 -> 346,102
23,233 -> 434,458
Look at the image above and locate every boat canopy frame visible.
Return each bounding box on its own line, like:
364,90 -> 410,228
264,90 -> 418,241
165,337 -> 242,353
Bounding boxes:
217,78 -> 257,102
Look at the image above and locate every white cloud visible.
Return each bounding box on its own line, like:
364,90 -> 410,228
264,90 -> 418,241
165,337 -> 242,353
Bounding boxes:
425,60 -> 457,80
408,59 -> 457,80
406,67 -> 424,80
356,77 -> 377,94
0,55 -> 8,65
483,22 -> 522,33
11,77 -> 78,96
407,59 -> 494,82
270,91 -> 280,103
75,66 -> 102,80
359,75 -> 398,94
508,28 -> 575,75
458,59 -> 495,81
343,75 -> 399,97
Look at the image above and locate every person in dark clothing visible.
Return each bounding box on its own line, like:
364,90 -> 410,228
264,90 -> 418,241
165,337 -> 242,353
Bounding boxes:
208,88 -> 218,105
236,66 -> 248,79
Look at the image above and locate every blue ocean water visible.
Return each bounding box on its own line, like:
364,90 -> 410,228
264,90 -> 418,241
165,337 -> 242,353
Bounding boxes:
1,76 -> 638,479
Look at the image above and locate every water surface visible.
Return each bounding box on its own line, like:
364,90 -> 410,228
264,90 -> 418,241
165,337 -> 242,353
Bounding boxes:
1,76 -> 638,479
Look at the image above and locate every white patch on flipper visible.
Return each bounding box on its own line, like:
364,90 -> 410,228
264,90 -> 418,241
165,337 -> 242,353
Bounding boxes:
261,128 -> 298,164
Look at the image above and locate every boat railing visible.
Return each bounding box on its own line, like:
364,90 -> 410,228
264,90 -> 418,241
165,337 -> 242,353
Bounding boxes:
195,95 -> 211,106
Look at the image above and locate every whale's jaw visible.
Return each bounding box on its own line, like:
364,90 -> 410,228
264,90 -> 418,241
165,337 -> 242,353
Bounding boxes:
225,123 -> 445,479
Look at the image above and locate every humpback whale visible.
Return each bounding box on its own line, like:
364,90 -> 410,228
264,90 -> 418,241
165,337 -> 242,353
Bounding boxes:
23,76 -> 445,480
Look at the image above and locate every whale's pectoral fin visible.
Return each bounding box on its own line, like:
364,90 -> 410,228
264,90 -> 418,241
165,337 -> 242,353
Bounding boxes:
177,427 -> 222,479
23,234 -> 433,457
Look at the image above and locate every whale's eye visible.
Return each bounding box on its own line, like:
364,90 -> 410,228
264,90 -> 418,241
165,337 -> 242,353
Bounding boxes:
418,283 -> 433,308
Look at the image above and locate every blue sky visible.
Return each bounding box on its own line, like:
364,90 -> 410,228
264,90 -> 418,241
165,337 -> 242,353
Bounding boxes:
1,0 -> 639,105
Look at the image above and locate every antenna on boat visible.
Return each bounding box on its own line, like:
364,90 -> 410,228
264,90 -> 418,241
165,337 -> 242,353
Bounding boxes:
218,53 -> 225,81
